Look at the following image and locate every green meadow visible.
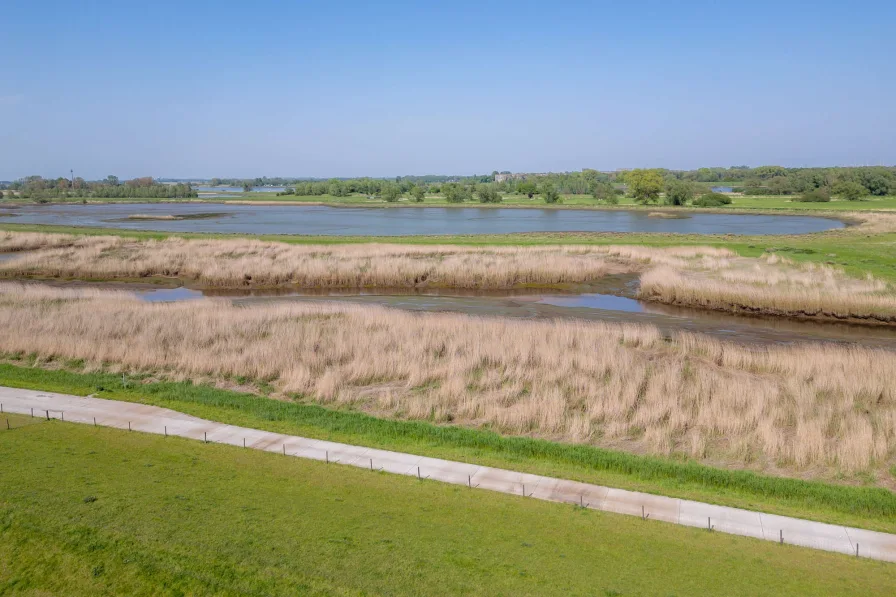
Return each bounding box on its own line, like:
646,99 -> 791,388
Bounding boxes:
2,412 -> 895,596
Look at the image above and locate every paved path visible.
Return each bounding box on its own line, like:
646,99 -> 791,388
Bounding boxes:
2,386 -> 896,563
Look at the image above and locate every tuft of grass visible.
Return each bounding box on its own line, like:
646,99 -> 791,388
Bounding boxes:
1,413 -> 895,596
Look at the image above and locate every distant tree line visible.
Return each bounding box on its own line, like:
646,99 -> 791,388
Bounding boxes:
6,165 -> 893,205
6,175 -> 197,201
617,165 -> 896,205
156,165 -> 896,204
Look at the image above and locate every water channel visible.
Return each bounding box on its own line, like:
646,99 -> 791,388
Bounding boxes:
121,279 -> 896,350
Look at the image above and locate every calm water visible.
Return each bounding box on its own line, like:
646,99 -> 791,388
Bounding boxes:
1,204 -> 844,236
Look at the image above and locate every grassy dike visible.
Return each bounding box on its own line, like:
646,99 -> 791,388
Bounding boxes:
3,413 -> 895,596
1,363 -> 895,534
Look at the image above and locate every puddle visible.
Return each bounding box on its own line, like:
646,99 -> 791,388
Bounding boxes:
537,293 -> 643,312
136,287 -> 205,302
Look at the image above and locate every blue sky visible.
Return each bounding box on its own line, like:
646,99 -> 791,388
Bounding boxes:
2,0 -> 894,180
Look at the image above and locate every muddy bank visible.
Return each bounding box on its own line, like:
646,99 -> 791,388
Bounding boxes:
115,212 -> 230,221
639,295 -> 896,327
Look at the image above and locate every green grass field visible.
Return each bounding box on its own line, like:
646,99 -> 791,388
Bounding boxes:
2,363 -> 896,535
1,412 -> 894,596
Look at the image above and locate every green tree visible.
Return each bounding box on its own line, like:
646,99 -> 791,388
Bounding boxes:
242,182 -> 252,192
863,175 -> 892,196
591,181 -> 617,203
410,185 -> 425,202
382,184 -> 401,202
626,169 -> 663,203
833,181 -> 867,201
541,184 -> 560,204
105,175 -> 119,186
475,184 -> 501,203
517,181 -> 537,198
328,180 -> 348,197
663,179 -> 697,206
443,183 -> 470,203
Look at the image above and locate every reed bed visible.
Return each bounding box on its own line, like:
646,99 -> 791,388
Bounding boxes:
0,230 -> 119,252
6,229 -> 894,324
640,254 -> 896,323
1,282 -> 895,478
0,232 -> 732,289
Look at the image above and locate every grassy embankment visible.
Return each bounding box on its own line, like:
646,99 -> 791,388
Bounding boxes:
2,363 -> 896,535
1,412 -> 895,596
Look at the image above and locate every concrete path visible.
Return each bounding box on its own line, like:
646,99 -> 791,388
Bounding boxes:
2,385 -> 896,563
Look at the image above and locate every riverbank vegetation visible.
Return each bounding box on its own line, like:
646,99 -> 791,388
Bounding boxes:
2,283 -> 896,483
4,415 -> 892,595
3,230 -> 895,325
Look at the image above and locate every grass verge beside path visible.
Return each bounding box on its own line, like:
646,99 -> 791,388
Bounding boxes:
2,363 -> 895,534
2,413 -> 895,596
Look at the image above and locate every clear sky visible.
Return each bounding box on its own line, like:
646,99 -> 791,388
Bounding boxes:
2,0 -> 894,180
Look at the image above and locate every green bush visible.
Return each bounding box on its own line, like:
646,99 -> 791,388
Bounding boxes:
693,192 -> 732,207
743,187 -> 775,196
793,189 -> 831,202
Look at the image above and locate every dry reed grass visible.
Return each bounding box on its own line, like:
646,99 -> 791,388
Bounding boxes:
0,232 -> 732,289
640,254 -> 896,323
1,281 -> 894,478
0,231 -> 118,252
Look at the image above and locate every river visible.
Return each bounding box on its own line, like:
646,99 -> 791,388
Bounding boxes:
0,203 -> 844,236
